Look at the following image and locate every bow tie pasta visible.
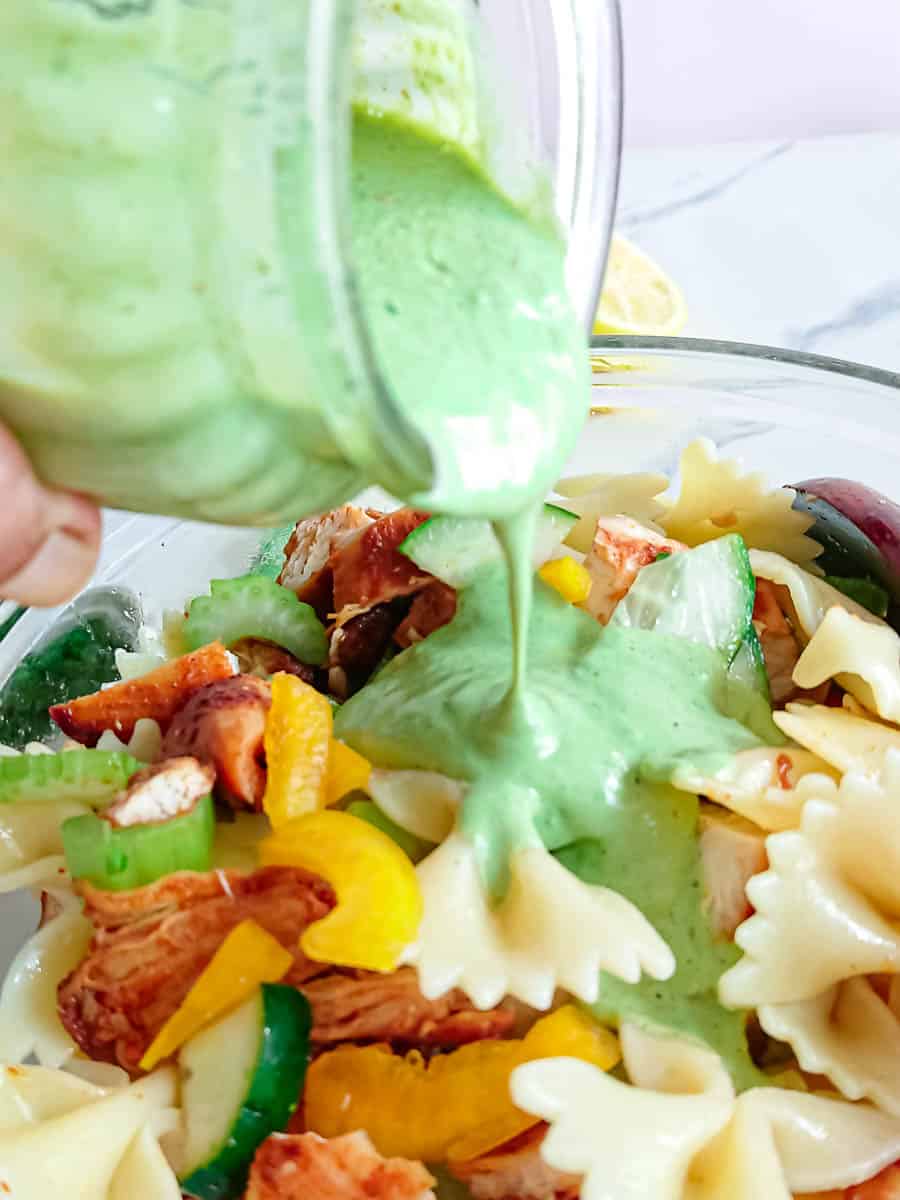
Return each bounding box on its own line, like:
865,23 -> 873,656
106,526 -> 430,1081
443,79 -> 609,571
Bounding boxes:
510,1025 -> 900,1200
0,1064 -> 179,1198
720,750 -> 900,1114
403,832 -> 675,1010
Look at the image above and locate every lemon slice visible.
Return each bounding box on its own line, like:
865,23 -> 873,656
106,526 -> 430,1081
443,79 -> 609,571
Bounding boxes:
594,234 -> 688,336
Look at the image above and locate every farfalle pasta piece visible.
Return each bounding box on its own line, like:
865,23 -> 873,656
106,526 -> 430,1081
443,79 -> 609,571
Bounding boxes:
721,753 -> 900,1010
511,1025 -> 900,1200
794,607 -> 900,723
670,746 -> 836,832
553,471 -> 669,553
759,977 -> 900,1116
0,890 -> 93,1066
367,768 -> 463,844
402,832 -> 674,1011
750,549 -> 877,640
0,1064 -> 179,1197
511,1035 -> 732,1200
658,440 -> 820,563
774,703 -> 900,775
96,717 -> 163,763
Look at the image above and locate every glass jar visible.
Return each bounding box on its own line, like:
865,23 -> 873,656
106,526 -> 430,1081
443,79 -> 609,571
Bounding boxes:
0,0 -> 622,524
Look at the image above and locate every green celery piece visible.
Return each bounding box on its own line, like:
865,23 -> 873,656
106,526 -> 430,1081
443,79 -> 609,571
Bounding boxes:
345,798 -> 432,862
183,575 -> 327,666
0,751 -> 142,807
825,575 -> 889,618
248,525 -> 295,581
62,794 -> 215,891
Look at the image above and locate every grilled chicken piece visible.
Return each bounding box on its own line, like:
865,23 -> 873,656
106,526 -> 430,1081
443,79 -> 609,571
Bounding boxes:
104,756 -> 214,827
58,870 -> 514,1073
753,578 -> 804,705
698,804 -> 768,939
58,866 -> 334,1072
329,603 -> 405,700
230,637 -> 317,684
395,582 -> 457,647
305,967 -> 515,1048
50,642 -> 236,746
245,1132 -> 435,1200
449,1125 -> 581,1200
279,505 -> 375,619
846,1166 -> 900,1198
161,675 -> 271,810
331,509 -> 433,622
583,516 -> 685,624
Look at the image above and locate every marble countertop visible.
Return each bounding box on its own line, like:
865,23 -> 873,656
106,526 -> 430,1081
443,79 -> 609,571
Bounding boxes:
617,133 -> 900,373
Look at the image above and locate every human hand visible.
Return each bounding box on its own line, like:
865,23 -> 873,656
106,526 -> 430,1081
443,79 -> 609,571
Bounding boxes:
0,425 -> 101,607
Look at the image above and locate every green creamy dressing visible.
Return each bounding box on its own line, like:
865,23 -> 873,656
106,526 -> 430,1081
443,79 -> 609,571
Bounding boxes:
350,115 -> 588,518
337,566 -> 769,1084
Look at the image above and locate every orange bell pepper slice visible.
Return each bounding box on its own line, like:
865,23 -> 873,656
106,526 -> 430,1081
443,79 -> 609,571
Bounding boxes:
139,919 -> 292,1071
262,674 -> 333,827
304,1004 -> 619,1163
258,809 -> 422,973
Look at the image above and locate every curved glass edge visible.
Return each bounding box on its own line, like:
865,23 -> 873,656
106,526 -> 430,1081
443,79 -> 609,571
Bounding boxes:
590,335 -> 900,390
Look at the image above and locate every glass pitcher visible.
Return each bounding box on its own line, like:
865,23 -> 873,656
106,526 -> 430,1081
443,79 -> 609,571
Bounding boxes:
0,0 -> 622,525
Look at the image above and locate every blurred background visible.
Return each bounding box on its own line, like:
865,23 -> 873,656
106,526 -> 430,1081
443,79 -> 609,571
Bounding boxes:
603,0 -> 900,369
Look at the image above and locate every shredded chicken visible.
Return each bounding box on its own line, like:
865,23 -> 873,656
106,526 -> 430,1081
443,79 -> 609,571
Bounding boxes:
58,870 -> 514,1073
58,866 -> 334,1072
582,516 -> 685,624
161,675 -> 270,810
304,967 -> 515,1048
329,603 -> 405,700
231,637 -> 317,684
846,1165 -> 900,1198
395,582 -> 457,647
698,804 -> 768,939
331,509 -> 433,622
245,1132 -> 436,1200
104,757 -> 214,828
449,1125 -> 581,1200
753,578 -> 804,705
279,505 -> 375,618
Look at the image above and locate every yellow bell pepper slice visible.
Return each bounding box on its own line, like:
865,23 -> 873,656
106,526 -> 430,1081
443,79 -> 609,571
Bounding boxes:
258,809 -> 422,973
139,919 -> 292,1071
325,740 -> 372,808
304,1004 -> 619,1163
262,673 -> 333,828
538,557 -> 592,605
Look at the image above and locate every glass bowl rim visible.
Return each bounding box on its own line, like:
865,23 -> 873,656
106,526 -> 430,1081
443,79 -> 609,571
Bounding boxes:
590,334 -> 900,389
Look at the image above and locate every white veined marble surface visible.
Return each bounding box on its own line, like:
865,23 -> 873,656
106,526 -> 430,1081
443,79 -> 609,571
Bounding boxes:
617,133 -> 900,372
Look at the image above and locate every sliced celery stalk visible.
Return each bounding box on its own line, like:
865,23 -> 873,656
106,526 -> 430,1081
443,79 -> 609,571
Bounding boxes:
183,576 -> 327,666
62,794 -> 215,891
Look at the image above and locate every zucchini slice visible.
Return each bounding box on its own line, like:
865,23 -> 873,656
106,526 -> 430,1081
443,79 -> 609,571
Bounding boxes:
180,984 -> 311,1200
400,503 -> 578,589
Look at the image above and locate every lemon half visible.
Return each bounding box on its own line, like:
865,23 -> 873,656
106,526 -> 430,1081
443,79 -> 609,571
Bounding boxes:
594,234 -> 688,337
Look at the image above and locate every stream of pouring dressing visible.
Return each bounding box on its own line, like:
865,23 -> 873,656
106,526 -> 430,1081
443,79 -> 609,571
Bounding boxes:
343,117 -> 772,1084
350,112 -> 584,771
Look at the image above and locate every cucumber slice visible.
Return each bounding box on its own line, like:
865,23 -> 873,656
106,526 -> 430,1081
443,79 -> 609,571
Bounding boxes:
0,750 -> 141,808
248,525 -> 295,581
727,625 -> 770,702
400,504 -> 578,588
180,984 -> 311,1200
183,576 -> 327,666
610,534 -> 755,663
61,794 -> 215,891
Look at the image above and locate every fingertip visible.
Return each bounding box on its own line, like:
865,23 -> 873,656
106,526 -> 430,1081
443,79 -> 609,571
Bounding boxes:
0,490 -> 101,608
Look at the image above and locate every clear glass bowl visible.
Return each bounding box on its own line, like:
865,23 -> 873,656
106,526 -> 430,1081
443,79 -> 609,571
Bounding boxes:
2,335 -> 899,682
0,334 -> 898,971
